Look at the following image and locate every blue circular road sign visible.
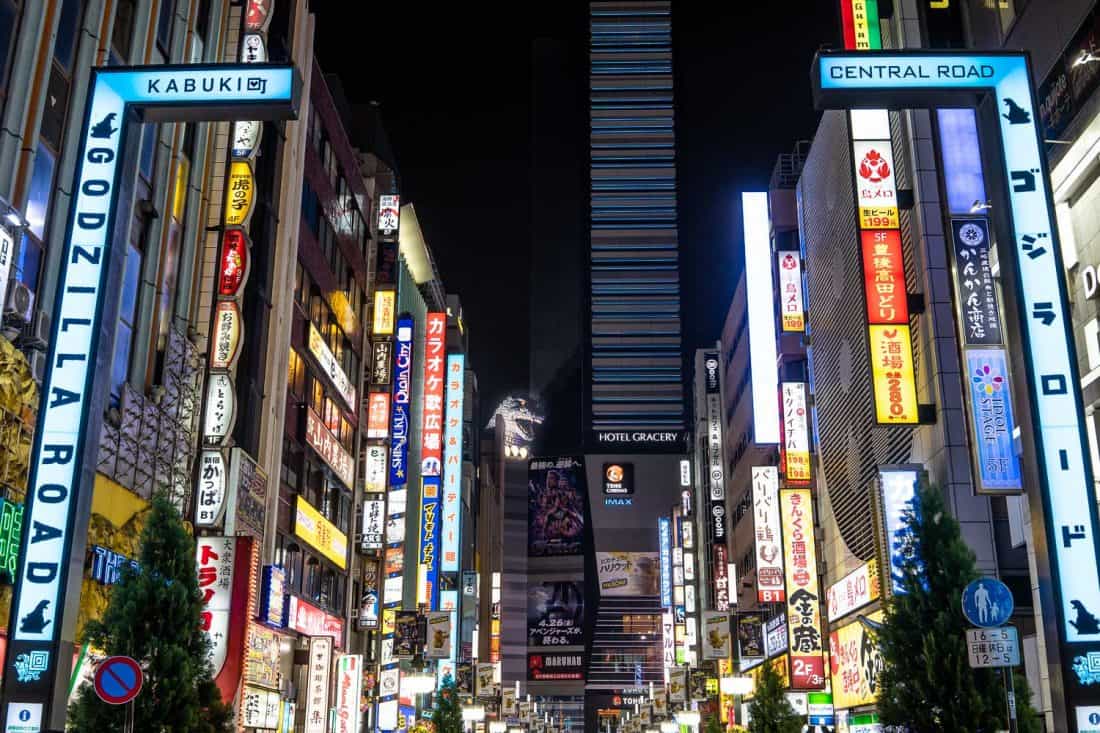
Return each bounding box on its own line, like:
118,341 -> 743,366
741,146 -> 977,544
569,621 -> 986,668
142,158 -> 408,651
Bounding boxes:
962,576 -> 1014,628
93,655 -> 143,705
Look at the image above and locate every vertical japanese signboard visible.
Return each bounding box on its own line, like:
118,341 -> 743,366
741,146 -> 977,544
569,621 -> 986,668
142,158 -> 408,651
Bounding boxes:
849,110 -> 919,424
418,313 -> 447,609
781,383 -> 811,484
949,217 -> 1023,493
442,354 -> 465,573
659,516 -> 673,608
778,252 -> 805,332
305,637 -> 332,733
753,467 -> 785,603
781,489 -> 825,689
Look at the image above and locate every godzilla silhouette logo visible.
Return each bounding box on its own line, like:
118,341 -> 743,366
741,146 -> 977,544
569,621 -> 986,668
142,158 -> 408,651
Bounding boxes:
859,148 -> 891,183
485,396 -> 544,447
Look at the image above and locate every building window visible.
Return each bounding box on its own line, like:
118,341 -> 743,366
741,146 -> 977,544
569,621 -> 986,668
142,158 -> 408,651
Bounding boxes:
110,0 -> 136,63
53,0 -> 83,71
155,0 -> 174,55
0,0 -> 22,114
288,349 -> 305,397
109,244 -> 143,402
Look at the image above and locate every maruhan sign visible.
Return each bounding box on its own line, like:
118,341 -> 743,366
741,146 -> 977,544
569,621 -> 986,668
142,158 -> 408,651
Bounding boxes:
1,63 -> 299,730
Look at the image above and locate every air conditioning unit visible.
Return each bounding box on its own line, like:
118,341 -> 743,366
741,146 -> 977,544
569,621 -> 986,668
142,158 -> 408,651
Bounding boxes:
3,280 -> 33,324
26,309 -> 50,350
27,349 -> 46,385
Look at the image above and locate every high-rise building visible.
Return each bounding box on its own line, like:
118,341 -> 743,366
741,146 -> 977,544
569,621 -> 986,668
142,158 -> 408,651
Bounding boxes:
588,0 -> 684,435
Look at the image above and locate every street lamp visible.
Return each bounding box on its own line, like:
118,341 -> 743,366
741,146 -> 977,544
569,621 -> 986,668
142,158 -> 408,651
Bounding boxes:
489,723 -> 507,733
660,722 -> 679,733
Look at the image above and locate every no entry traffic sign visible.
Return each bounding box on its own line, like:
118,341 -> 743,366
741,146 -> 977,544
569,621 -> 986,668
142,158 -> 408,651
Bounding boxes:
93,656 -> 143,705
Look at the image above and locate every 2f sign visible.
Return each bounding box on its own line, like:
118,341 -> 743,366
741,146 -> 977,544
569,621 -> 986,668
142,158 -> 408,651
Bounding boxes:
2,63 -> 298,729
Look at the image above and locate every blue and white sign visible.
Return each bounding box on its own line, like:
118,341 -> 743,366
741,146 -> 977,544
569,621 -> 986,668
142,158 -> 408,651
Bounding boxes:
815,50 -> 1100,648
258,565 -> 286,629
419,476 -> 442,610
878,468 -> 922,595
962,577 -> 1014,628
441,354 -> 465,573
658,517 -> 673,608
389,316 -> 413,487
964,348 -> 1023,492
3,63 -> 298,721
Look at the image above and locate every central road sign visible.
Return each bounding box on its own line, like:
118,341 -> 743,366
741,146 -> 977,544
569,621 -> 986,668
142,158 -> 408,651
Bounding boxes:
93,656 -> 143,705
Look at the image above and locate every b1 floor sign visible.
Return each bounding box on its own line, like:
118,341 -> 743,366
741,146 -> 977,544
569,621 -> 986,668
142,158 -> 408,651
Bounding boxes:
813,50 -> 1100,730
0,63 -> 299,732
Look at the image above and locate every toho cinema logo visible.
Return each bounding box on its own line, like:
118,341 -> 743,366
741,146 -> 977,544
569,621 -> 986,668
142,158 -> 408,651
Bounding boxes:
813,50 -> 1100,730
1,63 -> 299,729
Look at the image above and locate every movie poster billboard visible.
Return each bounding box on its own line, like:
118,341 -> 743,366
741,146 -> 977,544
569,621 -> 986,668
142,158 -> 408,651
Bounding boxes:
596,552 -> 660,596
737,613 -> 765,667
394,611 -> 419,660
528,457 -> 585,557
527,581 -> 584,647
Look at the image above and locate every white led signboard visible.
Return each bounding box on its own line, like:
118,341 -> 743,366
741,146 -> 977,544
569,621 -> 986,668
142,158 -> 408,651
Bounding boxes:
2,63 -> 298,728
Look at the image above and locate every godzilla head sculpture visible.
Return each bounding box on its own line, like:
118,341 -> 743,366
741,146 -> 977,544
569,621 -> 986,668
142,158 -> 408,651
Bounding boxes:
485,395 -> 544,449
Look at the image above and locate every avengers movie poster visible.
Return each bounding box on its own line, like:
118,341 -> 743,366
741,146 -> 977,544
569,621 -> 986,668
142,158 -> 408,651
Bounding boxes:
528,457 -> 585,556
527,580 -> 584,647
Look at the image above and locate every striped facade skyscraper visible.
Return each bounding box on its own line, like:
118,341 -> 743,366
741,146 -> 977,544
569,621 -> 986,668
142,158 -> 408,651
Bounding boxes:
589,1 -> 685,433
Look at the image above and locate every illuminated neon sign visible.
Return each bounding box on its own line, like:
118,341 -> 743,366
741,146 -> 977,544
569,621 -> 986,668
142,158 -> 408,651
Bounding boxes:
1,64 -> 297,722
815,51 -> 1100,722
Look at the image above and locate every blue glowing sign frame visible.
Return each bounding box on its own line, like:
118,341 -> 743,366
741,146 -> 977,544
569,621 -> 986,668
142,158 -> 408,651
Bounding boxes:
815,50 -> 1100,724
441,354 -> 465,573
2,63 -> 298,725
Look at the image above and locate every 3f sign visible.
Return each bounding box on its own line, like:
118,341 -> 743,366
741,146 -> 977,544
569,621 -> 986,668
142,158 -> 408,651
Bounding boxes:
0,63 -> 299,731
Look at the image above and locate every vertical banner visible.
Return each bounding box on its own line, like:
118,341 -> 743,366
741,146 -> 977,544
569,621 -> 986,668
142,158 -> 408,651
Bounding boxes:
781,383 -> 811,484
305,637 -> 332,733
778,252 -> 805,332
752,467 -> 785,603
949,217 -> 1023,493
849,111 -> 919,425
781,489 -> 825,689
659,517 -> 673,608
877,467 -> 923,596
442,354 -> 466,572
839,0 -> 882,50
417,313 -> 446,609
702,612 -> 731,660
426,611 -> 453,660
334,655 -> 363,733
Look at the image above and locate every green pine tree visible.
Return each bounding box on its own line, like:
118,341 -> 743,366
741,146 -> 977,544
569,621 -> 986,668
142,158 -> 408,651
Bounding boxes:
746,662 -> 802,733
68,494 -> 232,732
702,712 -> 726,733
876,482 -> 1040,733
431,674 -> 463,733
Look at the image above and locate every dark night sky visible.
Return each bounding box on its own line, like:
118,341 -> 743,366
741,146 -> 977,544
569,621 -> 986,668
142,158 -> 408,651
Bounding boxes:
314,3 -> 839,413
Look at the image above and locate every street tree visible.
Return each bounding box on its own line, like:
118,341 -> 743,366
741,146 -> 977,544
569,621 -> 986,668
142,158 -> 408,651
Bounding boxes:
746,661 -> 802,733
432,674 -> 463,733
876,482 -> 1040,733
68,493 -> 232,732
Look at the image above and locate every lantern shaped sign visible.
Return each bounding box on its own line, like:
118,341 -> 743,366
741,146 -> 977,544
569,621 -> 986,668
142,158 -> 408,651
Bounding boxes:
231,120 -> 262,159
219,229 -> 250,297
